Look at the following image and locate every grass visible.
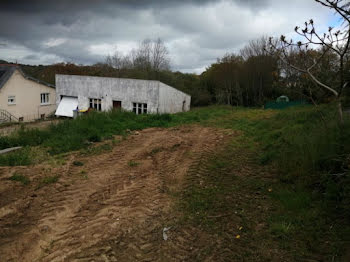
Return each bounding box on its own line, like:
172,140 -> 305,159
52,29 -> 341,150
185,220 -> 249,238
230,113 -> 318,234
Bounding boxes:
128,160 -> 140,167
37,175 -> 59,189
0,104 -> 349,259
0,147 -> 32,166
73,161 -> 84,166
80,143 -> 113,156
178,104 -> 350,261
80,170 -> 88,180
0,107 -> 231,156
8,173 -> 30,185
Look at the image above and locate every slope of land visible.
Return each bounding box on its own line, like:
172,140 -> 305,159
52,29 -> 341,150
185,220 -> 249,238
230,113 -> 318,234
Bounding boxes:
0,106 -> 349,261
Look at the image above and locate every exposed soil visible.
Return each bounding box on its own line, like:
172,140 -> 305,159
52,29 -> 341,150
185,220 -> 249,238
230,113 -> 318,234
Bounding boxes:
0,125 -> 234,261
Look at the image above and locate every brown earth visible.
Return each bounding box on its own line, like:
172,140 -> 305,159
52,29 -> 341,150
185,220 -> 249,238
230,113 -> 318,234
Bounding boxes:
0,125 -> 234,262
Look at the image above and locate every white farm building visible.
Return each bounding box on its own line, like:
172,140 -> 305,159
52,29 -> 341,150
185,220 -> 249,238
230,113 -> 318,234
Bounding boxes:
55,74 -> 191,117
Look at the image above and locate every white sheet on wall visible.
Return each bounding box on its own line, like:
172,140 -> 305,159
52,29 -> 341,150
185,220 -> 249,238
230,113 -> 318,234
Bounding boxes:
55,96 -> 78,117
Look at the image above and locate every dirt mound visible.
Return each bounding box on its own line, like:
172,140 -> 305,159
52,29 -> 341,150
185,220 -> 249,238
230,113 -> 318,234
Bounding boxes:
0,126 -> 233,261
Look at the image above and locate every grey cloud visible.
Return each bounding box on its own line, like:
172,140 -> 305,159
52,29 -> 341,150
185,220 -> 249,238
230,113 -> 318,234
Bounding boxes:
23,54 -> 39,60
0,0 -> 266,13
0,0 -> 332,72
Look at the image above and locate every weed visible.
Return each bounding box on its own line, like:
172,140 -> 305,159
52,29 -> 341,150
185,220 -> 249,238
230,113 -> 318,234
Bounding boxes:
128,160 -> 140,167
80,170 -> 88,179
112,138 -> 121,146
270,221 -> 294,238
0,147 -> 32,166
37,175 -> 59,189
8,173 -> 30,185
0,107 -> 233,156
150,147 -> 164,155
73,161 -> 84,166
80,143 -> 112,156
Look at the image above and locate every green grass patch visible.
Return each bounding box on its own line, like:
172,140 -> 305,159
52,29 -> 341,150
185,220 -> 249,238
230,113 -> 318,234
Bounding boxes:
8,173 -> 30,185
37,175 -> 59,189
128,160 -> 140,167
178,104 -> 350,260
0,147 -> 32,166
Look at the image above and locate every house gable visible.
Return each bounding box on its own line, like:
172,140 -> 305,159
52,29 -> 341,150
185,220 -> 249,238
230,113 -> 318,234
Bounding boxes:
0,67 -> 57,122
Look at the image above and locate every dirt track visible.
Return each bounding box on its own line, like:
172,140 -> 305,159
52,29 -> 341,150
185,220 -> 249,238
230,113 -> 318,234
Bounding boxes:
0,126 -> 232,261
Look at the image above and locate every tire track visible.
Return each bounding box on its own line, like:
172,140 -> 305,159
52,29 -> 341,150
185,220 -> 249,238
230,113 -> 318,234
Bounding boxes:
0,126 -> 232,262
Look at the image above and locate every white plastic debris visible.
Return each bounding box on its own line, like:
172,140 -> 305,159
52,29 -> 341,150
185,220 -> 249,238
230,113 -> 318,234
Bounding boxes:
163,227 -> 171,241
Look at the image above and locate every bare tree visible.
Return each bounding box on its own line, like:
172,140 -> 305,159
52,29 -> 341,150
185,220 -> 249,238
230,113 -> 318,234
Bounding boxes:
241,36 -> 277,60
104,38 -> 170,78
132,39 -> 152,71
131,38 -> 170,73
152,38 -> 170,72
269,0 -> 350,123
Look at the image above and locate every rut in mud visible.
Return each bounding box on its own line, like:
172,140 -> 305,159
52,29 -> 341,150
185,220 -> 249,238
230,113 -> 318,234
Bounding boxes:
0,126 -> 233,261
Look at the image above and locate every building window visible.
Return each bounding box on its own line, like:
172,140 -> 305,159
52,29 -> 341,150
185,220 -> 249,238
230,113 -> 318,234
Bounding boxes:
41,114 -> 45,120
19,117 -> 24,122
40,93 -> 49,104
8,96 -> 15,105
133,103 -> 147,115
89,98 -> 102,111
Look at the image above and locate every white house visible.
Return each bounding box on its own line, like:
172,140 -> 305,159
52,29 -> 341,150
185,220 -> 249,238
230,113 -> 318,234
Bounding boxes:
55,74 -> 191,117
0,65 -> 56,122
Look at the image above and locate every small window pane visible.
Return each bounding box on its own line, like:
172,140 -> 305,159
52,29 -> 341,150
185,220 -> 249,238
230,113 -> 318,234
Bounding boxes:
89,98 -> 102,111
132,103 -> 148,114
40,93 -> 49,104
8,96 -> 15,104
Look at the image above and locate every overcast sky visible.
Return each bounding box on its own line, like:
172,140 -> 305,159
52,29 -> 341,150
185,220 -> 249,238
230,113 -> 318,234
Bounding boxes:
0,0 -> 338,73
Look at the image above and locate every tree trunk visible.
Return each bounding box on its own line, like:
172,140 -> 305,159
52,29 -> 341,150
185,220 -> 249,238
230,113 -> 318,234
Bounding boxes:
337,100 -> 344,125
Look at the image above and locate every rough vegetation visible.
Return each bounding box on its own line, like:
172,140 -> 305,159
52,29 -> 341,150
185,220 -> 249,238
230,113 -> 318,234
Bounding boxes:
0,105 -> 349,261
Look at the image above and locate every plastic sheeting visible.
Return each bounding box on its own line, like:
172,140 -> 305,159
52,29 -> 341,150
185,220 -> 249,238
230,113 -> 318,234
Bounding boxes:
55,96 -> 78,117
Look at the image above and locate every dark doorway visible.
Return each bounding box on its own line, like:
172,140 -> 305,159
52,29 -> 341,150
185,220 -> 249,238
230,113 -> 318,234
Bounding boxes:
113,101 -> 122,110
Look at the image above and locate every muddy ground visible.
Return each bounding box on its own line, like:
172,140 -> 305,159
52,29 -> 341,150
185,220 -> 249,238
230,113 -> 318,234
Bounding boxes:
0,126 -> 233,262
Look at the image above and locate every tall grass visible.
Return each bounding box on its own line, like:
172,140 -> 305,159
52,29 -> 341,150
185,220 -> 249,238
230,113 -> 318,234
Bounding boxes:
0,106 -> 231,155
256,106 -> 349,179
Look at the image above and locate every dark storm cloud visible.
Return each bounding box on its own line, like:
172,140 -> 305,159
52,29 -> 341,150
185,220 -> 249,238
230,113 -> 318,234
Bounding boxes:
0,0 -> 332,72
1,0 -> 266,12
0,0 -> 268,27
